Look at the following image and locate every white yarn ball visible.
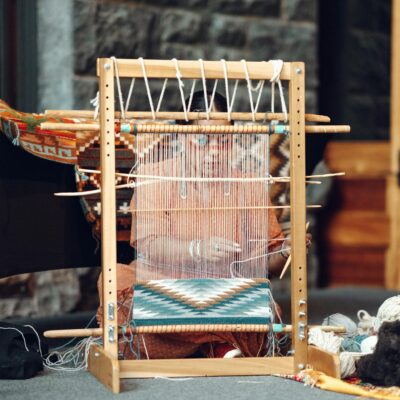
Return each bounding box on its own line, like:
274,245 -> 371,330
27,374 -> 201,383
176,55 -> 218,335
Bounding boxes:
360,335 -> 377,354
377,295 -> 400,324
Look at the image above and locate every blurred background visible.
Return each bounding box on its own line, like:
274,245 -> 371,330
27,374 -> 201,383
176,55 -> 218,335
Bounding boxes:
0,0 -> 398,325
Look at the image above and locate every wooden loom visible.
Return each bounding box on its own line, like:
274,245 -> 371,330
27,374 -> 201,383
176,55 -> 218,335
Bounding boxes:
42,58 -> 350,393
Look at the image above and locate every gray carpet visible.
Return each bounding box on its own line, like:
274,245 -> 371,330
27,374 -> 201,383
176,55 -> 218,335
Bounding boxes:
3,287 -> 397,399
1,370 -> 358,400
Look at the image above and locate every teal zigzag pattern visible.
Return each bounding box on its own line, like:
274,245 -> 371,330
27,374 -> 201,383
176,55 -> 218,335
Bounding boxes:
132,278 -> 273,326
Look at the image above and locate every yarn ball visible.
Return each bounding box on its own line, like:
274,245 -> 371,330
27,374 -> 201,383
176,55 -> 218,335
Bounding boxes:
341,335 -> 368,352
360,335 -> 378,354
323,313 -> 357,338
377,295 -> 400,325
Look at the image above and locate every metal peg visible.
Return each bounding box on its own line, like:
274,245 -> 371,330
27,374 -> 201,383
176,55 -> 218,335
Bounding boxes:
108,325 -> 115,343
107,302 -> 115,321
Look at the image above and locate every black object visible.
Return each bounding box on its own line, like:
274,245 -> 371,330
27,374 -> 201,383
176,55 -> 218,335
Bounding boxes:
356,320 -> 400,387
0,321 -> 47,379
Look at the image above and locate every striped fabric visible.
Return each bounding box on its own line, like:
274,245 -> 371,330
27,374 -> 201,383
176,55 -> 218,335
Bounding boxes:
132,278 -> 273,326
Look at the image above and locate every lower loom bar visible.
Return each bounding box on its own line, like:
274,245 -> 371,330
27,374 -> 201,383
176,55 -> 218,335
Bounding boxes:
44,324 -> 345,338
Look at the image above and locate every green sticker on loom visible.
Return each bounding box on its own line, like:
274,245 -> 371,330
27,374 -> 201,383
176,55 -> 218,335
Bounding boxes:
274,125 -> 286,134
273,323 -> 284,333
121,123 -> 130,133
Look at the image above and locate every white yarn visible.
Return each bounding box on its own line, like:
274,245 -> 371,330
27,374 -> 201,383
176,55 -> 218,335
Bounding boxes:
172,58 -> 188,121
308,327 -> 342,354
90,91 -> 100,120
377,295 -> 400,324
0,326 -> 30,352
111,56 -> 125,120
240,59 -> 265,122
186,79 -> 197,113
139,57 -> 156,120
357,310 -> 379,334
198,59 -> 210,119
125,78 -> 136,113
44,336 -> 101,372
220,59 -> 239,121
208,79 -> 219,114
269,59 -> 288,122
340,352 -> 359,378
357,295 -> 400,334
156,78 -> 168,113
360,335 -> 377,353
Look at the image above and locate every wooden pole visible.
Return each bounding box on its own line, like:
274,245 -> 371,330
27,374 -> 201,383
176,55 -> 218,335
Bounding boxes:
43,325 -> 346,338
289,62 -> 308,372
96,59 -> 293,80
44,109 -> 331,123
386,0 -> 400,289
40,121 -> 350,134
98,58 -> 119,359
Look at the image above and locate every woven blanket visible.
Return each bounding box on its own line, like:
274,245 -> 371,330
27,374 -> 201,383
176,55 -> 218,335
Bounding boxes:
0,100 -> 290,242
132,278 -> 273,326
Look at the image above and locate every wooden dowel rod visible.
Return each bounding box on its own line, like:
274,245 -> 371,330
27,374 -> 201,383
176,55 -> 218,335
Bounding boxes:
97,59 -> 293,80
40,122 -> 350,134
45,110 -> 331,123
43,324 -> 346,338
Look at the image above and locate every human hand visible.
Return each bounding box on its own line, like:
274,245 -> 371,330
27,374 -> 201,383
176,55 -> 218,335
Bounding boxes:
189,237 -> 241,263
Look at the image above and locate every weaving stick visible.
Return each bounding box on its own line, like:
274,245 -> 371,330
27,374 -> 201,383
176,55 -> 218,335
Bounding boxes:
43,324 -> 346,338
279,222 -> 310,279
40,122 -> 351,134
45,109 -> 332,123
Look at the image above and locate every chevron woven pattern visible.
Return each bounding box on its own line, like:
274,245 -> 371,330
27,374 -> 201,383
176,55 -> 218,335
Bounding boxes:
132,278 -> 273,326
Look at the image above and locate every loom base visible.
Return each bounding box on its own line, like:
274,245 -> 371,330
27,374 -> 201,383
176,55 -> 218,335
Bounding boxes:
88,344 -> 340,394
88,344 -> 120,394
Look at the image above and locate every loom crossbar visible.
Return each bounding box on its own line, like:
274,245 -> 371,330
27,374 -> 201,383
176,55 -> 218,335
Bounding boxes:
96,59 -> 293,80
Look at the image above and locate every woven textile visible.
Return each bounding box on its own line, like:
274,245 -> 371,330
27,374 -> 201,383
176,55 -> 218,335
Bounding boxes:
0,100 -> 290,241
132,278 -> 273,326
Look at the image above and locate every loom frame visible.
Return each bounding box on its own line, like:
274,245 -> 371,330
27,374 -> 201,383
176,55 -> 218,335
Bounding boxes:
88,58 -> 340,393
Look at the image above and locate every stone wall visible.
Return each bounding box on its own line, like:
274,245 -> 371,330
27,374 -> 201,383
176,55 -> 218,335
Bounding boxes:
73,0 -> 319,112
319,0 -> 391,140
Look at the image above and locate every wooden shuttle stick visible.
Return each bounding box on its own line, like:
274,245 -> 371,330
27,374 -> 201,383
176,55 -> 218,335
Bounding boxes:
45,110 -> 331,123
279,222 -> 310,280
43,324 -> 346,338
41,122 -> 350,134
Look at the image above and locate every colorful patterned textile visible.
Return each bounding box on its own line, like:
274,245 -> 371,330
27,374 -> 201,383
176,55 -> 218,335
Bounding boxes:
283,370 -> 400,400
132,278 -> 273,326
0,100 -> 290,242
0,99 -> 78,164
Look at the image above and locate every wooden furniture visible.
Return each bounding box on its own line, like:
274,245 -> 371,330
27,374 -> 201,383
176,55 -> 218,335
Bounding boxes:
324,141 -> 390,287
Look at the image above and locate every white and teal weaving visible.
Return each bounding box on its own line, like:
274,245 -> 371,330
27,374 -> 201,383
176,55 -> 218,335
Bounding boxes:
132,278 -> 273,326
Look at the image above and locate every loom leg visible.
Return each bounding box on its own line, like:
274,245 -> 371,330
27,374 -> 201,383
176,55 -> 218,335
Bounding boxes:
307,345 -> 341,378
88,344 -> 120,393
